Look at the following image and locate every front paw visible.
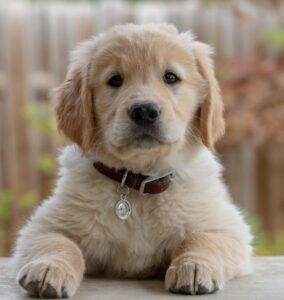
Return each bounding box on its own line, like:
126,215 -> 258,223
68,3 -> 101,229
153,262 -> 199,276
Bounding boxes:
165,260 -> 223,295
17,259 -> 80,298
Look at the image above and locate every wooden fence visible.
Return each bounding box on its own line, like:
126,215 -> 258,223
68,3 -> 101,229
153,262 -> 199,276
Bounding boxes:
0,0 -> 283,255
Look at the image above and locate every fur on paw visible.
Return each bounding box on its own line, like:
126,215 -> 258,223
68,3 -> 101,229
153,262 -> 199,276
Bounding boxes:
17,259 -> 80,298
165,260 -> 223,295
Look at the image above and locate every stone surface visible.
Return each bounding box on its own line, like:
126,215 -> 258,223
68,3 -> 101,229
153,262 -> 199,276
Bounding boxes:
1,257 -> 284,300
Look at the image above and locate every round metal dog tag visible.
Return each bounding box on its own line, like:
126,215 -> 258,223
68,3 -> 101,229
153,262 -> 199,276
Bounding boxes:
115,196 -> 131,220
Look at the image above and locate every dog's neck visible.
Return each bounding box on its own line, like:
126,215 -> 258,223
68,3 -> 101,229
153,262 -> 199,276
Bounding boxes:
93,161 -> 175,195
88,140 -> 204,178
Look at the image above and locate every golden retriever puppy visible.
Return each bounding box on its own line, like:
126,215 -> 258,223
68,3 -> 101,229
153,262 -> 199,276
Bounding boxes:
14,24 -> 252,298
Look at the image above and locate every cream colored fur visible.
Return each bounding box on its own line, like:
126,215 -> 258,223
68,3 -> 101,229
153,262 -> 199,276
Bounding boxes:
14,24 -> 252,298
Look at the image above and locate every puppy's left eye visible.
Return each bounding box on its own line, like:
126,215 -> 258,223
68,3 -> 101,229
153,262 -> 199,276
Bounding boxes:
108,75 -> 123,88
164,72 -> 180,84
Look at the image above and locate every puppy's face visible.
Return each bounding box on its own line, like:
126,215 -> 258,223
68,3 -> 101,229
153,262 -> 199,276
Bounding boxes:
54,24 -> 224,167
93,29 -> 204,160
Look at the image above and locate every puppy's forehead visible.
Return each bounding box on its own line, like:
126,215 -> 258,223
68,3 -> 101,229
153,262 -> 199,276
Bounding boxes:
94,28 -> 194,73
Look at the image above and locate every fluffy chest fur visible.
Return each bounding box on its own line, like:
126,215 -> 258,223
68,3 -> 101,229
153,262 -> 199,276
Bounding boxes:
55,167 -> 188,276
78,191 -> 184,277
30,144 -> 241,277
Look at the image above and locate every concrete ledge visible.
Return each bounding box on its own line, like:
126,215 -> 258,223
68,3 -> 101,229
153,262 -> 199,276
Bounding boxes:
1,257 -> 284,300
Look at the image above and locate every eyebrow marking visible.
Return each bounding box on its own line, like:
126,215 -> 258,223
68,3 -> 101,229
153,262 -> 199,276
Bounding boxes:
99,65 -> 117,82
168,62 -> 187,79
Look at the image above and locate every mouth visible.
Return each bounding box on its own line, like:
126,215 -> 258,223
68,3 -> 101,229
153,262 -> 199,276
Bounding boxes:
109,124 -> 178,150
131,133 -> 162,148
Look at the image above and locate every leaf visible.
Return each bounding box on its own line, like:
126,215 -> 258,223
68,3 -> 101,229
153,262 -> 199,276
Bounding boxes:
36,154 -> 55,175
261,29 -> 284,50
18,191 -> 38,210
23,102 -> 57,136
0,190 -> 12,225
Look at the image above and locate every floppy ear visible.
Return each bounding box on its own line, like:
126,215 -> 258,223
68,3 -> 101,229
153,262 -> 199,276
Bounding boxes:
53,54 -> 95,153
193,42 -> 225,150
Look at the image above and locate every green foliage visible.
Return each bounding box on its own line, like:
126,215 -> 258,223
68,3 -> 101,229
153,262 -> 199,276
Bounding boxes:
254,230 -> 284,256
261,29 -> 284,51
247,215 -> 284,256
24,102 -> 57,137
0,190 -> 12,225
36,154 -> 56,175
23,102 -> 59,176
18,191 -> 38,210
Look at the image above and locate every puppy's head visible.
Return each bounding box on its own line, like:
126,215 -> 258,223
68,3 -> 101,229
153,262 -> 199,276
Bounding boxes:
53,24 -> 224,167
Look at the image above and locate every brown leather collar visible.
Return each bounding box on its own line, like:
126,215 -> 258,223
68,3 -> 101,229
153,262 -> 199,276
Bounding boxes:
93,162 -> 175,195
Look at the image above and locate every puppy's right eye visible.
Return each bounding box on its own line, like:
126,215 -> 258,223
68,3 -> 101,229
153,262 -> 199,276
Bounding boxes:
164,72 -> 179,84
108,75 -> 123,88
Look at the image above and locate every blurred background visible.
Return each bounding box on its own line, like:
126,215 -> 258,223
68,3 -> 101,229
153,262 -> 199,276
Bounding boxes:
0,0 -> 283,256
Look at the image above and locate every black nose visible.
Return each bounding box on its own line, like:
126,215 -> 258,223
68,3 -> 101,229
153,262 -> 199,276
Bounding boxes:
128,101 -> 160,126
